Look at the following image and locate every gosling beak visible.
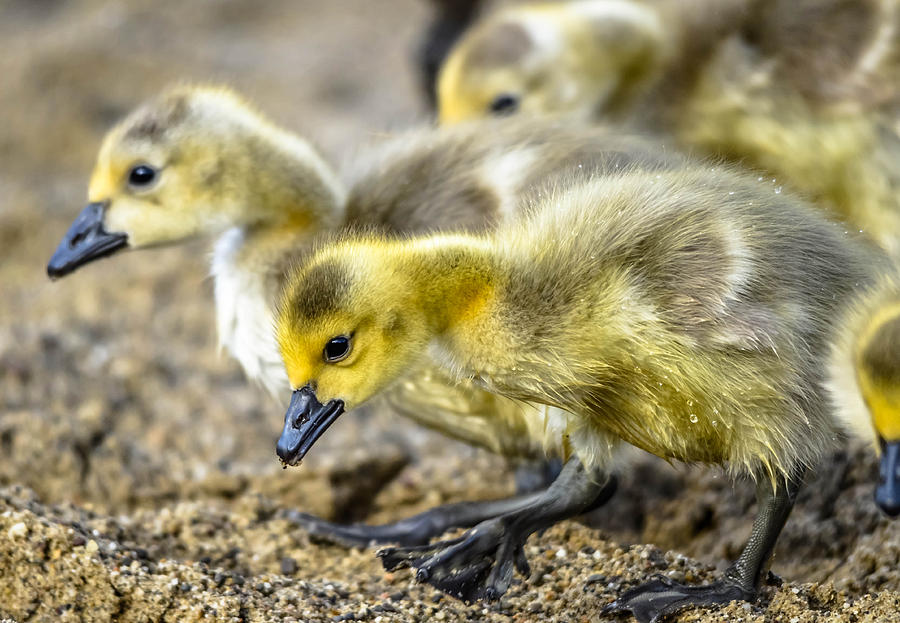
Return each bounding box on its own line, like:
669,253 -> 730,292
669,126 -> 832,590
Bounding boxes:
876,440 -> 900,517
47,201 -> 128,279
276,386 -> 345,466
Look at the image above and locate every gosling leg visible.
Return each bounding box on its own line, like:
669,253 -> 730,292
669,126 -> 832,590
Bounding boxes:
285,461 -> 611,548
284,490 -> 545,548
603,475 -> 802,623
378,458 -> 615,603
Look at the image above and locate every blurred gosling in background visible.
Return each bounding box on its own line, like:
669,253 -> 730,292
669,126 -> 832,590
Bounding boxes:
438,0 -> 900,256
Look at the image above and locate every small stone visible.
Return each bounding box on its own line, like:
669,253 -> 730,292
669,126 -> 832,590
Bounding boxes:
555,548 -> 567,559
281,557 -> 298,575
85,540 -> 99,554
7,522 -> 27,538
585,574 -> 606,586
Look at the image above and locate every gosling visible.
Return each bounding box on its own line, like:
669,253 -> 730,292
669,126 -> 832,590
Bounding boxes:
438,0 -> 900,255
276,160 -> 884,619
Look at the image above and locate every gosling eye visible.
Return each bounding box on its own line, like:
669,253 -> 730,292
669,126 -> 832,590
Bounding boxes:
489,93 -> 519,116
323,335 -> 352,363
128,164 -> 158,189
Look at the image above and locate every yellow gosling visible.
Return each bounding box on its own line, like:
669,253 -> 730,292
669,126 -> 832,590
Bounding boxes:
437,0 -> 749,125
438,0 -> 900,255
438,0 -> 670,124
276,161 -> 884,615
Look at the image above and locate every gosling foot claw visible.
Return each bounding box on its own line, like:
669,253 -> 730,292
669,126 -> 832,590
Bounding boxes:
602,575 -> 755,623
378,517 -> 530,603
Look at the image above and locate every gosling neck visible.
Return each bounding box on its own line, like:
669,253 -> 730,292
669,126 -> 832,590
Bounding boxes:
400,235 -> 500,335
223,120 -> 345,242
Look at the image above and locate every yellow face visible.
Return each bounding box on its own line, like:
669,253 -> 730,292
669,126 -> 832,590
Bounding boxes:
88,126 -> 229,248
438,55 -> 582,125
276,257 -> 432,411
856,303 -> 900,445
862,384 -> 900,444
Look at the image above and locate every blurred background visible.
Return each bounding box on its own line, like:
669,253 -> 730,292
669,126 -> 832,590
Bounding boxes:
1,1 -> 898,621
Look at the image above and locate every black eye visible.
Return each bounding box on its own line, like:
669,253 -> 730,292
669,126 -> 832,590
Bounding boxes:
128,165 -> 157,187
489,94 -> 519,116
323,335 -> 352,363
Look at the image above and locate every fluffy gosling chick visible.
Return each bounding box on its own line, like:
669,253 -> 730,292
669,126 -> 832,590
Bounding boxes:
438,0 -> 900,255
831,273 -> 900,516
47,85 -> 344,397
437,0 -> 672,123
437,0 -> 750,124
276,161 -> 882,616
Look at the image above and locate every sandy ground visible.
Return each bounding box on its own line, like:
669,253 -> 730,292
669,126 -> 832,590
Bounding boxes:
1,1 -> 899,621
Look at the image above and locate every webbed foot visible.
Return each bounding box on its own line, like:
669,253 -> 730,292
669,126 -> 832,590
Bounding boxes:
378,516 -> 530,603
603,575 -> 755,623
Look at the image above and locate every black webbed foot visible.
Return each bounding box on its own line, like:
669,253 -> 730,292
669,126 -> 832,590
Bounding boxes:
282,509 -> 445,548
378,516 -> 530,603
603,575 -> 755,623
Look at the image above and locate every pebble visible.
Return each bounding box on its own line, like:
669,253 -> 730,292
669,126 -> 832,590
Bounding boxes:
281,556 -> 298,575
585,574 -> 606,586
7,522 -> 27,538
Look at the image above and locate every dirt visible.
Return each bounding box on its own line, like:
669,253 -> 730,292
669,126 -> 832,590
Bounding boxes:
1,1 -> 898,621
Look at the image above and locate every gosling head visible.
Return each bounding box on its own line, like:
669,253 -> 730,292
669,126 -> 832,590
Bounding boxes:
274,244 -> 433,465
437,1 -> 664,124
48,85 -> 341,278
856,303 -> 900,517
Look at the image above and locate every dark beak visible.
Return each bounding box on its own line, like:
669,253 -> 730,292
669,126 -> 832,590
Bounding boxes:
276,386 -> 345,466
47,201 -> 128,279
876,440 -> 900,517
